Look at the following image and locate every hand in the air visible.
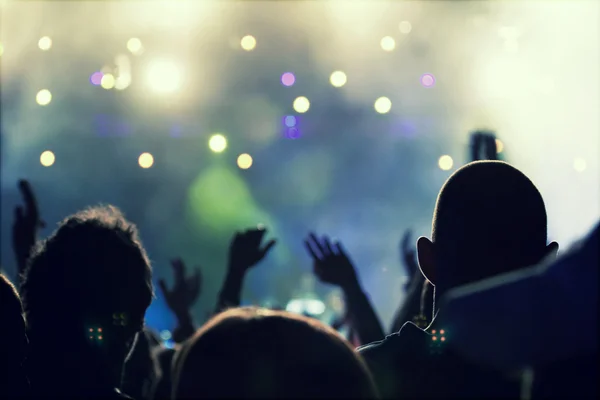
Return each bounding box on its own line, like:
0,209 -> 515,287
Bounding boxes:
304,233 -> 359,290
400,229 -> 421,289
159,258 -> 202,319
12,180 -> 45,277
228,226 -> 277,274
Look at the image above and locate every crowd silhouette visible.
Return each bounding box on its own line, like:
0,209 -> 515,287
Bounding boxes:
0,131 -> 596,399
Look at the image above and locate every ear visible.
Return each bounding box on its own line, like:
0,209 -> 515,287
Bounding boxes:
417,236 -> 436,285
546,241 -> 559,259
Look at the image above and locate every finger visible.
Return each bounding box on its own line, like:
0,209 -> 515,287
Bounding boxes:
170,258 -> 185,286
308,232 -> 327,257
158,279 -> 170,296
304,239 -> 322,261
401,230 -> 412,254
334,241 -> 350,261
18,180 -> 40,221
322,236 -> 334,256
14,206 -> 24,222
260,239 -> 277,257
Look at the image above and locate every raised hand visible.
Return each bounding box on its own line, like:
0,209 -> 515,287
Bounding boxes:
304,233 -> 358,290
228,226 -> 277,274
400,229 -> 420,289
12,179 -> 45,279
159,258 -> 202,319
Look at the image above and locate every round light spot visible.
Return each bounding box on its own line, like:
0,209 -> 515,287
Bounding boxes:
90,72 -> 103,86
127,38 -> 143,55
284,115 -> 297,127
495,139 -> 504,153
146,59 -> 182,94
380,36 -> 396,52
237,153 -> 253,169
240,35 -> 257,51
281,72 -> 295,86
399,21 -> 412,34
138,152 -> 154,168
420,73 -> 436,88
374,97 -> 392,114
208,134 -> 227,153
573,158 -> 587,172
330,70 -> 347,88
40,150 -> 55,167
293,96 -> 310,113
38,36 -> 52,51
438,155 -> 454,171
0,42 -> 4,57
160,330 -> 172,341
36,89 -> 52,106
101,73 -> 116,90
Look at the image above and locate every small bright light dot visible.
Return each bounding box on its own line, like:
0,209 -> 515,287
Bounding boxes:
495,139 -> 504,153
40,151 -> 55,167
90,72 -> 103,86
421,73 -> 436,88
160,330 -> 172,341
89,328 -> 93,332
330,70 -> 347,87
380,36 -> 396,51
432,336 -> 438,341
293,96 -> 310,113
240,35 -> 257,51
127,38 -> 143,55
36,89 -> 52,106
100,73 -> 116,90
138,152 -> 154,168
573,158 -> 587,172
441,337 -> 446,342
374,97 -> 392,114
237,153 -> 253,169
208,134 -> 227,153
440,330 -> 445,335
146,59 -> 182,94
431,330 -> 436,334
284,115 -> 297,127
98,328 -> 102,333
38,36 -> 52,51
286,127 -> 300,139
98,336 -> 103,340
281,72 -> 296,86
399,21 -> 412,34
438,155 -> 454,171
0,42 -> 4,57
89,336 -> 93,340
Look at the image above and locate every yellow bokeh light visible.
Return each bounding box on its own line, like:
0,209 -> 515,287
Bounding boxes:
237,153 -> 253,169
380,36 -> 396,51
127,38 -> 143,55
40,150 -> 55,167
138,152 -> 154,169
573,158 -> 587,172
495,139 -> 504,153
0,42 -> 3,57
399,21 -> 412,34
330,71 -> 347,88
146,59 -> 182,94
36,89 -> 52,106
101,73 -> 116,90
293,96 -> 310,113
374,97 -> 392,114
240,35 -> 257,51
209,134 -> 227,153
438,155 -> 454,171
38,36 -> 52,51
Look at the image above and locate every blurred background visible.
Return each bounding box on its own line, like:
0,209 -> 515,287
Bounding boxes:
1,0 -> 598,336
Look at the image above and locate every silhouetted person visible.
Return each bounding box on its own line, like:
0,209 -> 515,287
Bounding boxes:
359,161 -> 559,398
0,274 -> 29,397
173,307 -> 379,399
21,206 -> 154,399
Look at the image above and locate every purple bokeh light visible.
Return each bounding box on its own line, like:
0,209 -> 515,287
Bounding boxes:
281,72 -> 296,87
284,115 -> 297,127
90,72 -> 103,86
285,127 -> 301,139
420,73 -> 436,88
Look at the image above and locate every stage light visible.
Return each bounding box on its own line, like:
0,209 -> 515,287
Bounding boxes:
40,151 -> 55,167
209,134 -> 227,153
495,139 -> 504,153
38,36 -> 52,51
101,74 -> 116,90
241,35 -> 257,51
281,72 -> 295,86
36,89 -> 52,106
380,36 -> 396,51
146,59 -> 182,94
127,38 -> 143,55
138,152 -> 154,168
421,73 -> 436,88
90,72 -> 103,86
293,96 -> 310,113
237,153 -> 253,169
330,71 -> 347,87
438,155 -> 454,171
286,298 -> 326,316
399,21 -> 412,34
160,330 -> 172,341
374,97 -> 392,114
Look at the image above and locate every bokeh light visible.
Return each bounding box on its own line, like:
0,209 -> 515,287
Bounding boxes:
380,36 -> 396,51
127,38 -> 143,55
438,155 -> 454,170
36,89 -> 52,106
38,36 -> 52,51
138,152 -> 154,168
240,35 -> 257,51
573,158 -> 587,172
145,59 -> 182,93
399,21 -> 412,34
374,97 -> 392,114
40,150 -> 55,167
0,42 -> 3,57
495,139 -> 504,153
101,73 -> 116,89
281,72 -> 295,86
421,73 -> 436,88
329,70 -> 347,87
237,153 -> 253,169
90,72 -> 103,86
293,96 -> 310,113
284,115 -> 297,127
286,127 -> 301,139
160,330 -> 172,341
208,134 -> 227,153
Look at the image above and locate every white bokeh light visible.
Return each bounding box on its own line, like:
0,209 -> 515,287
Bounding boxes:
145,59 -> 183,94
